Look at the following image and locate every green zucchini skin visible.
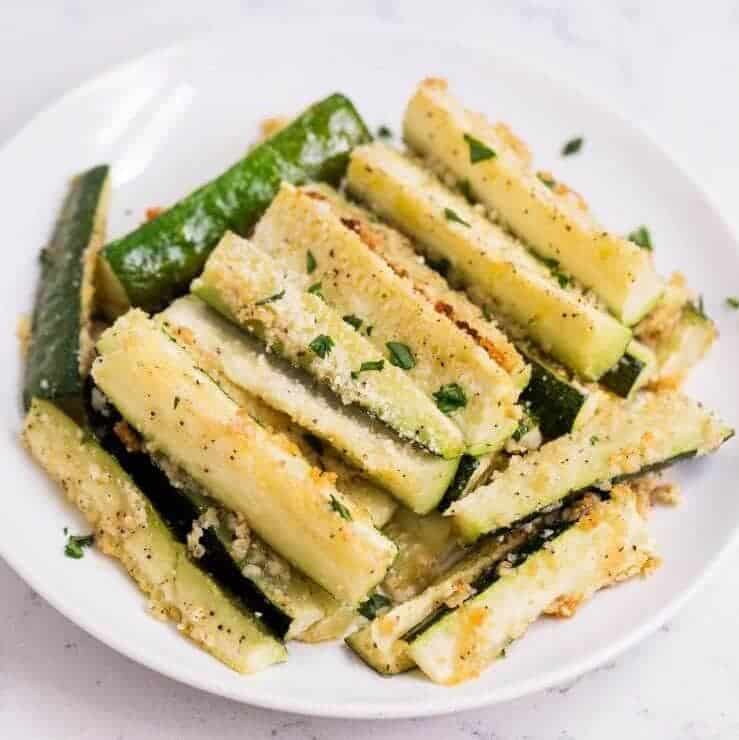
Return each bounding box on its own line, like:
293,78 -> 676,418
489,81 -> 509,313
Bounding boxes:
519,357 -> 587,441
86,388 -> 292,639
24,164 -> 109,414
599,352 -> 645,398
100,95 -> 371,313
438,454 -> 480,511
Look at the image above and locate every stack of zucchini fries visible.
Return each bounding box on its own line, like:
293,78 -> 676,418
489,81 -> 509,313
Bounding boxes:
22,79 -> 732,685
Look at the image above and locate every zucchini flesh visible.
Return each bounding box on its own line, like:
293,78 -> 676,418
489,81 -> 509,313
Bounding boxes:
346,142 -> 631,380
160,295 -> 458,514
600,340 -> 656,398
653,303 -> 717,386
403,79 -> 663,326
99,94 -> 371,314
450,391 -> 733,543
308,183 -> 529,389
381,508 -> 464,603
252,183 -> 520,455
191,232 -> 465,460
93,310 -> 397,604
346,527 -> 528,675
23,399 -> 286,673
409,489 -> 655,684
24,165 -> 110,415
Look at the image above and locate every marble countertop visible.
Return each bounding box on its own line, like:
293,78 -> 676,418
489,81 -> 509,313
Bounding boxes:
2,2 -> 739,738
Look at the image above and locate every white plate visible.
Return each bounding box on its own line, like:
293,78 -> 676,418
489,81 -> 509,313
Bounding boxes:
2,21 -> 738,720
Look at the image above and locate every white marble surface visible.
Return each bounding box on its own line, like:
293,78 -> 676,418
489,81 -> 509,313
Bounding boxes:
2,2 -> 739,738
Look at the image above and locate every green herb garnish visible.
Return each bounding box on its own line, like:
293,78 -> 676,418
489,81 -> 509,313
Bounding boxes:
343,314 -> 363,331
561,137 -> 583,156
255,289 -> 285,306
358,592 -> 391,620
627,226 -> 652,251
306,250 -> 317,274
444,208 -> 470,227
692,295 -> 707,319
726,297 -> 739,309
309,334 -> 334,358
377,125 -> 393,139
365,325 -> 374,337
590,435 -> 599,446
540,256 -> 571,288
482,304 -> 493,322
433,383 -> 467,413
65,533 -> 94,559
329,495 -> 352,521
351,359 -> 385,379
537,172 -> 556,189
386,341 -> 416,370
464,133 -> 496,163
307,281 -> 324,299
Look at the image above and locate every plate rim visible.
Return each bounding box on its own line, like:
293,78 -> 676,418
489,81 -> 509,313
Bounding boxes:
2,18 -> 739,719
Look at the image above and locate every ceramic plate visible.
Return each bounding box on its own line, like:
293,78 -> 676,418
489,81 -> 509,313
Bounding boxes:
2,21 -> 738,719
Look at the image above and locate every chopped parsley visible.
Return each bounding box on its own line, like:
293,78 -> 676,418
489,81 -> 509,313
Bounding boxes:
306,250 -> 317,274
255,289 -> 285,306
482,304 -> 494,322
433,383 -> 467,413
365,325 -> 374,337
561,136 -> 583,156
351,359 -> 385,379
376,125 -> 393,139
512,415 -> 535,442
590,435 -> 600,446
386,341 -> 416,370
307,281 -> 324,299
627,226 -> 652,251
329,494 -> 352,521
309,334 -> 334,358
358,592 -> 391,620
343,314 -> 363,331
65,533 -> 94,559
726,297 -> 739,309
691,295 -> 707,319
463,133 -> 496,163
540,256 -> 571,288
537,172 -> 556,189
444,208 -> 470,227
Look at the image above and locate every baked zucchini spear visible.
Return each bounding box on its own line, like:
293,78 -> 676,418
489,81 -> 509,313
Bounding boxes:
92,310 -> 397,604
251,183 -> 521,455
86,394 -> 334,640
304,186 -> 601,442
409,488 -> 655,684
450,391 -> 733,543
23,399 -> 286,673
191,232 -> 465,461
403,78 -> 664,326
98,94 -> 371,315
346,142 -> 631,380
23,164 -> 110,416
158,296 -> 454,515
